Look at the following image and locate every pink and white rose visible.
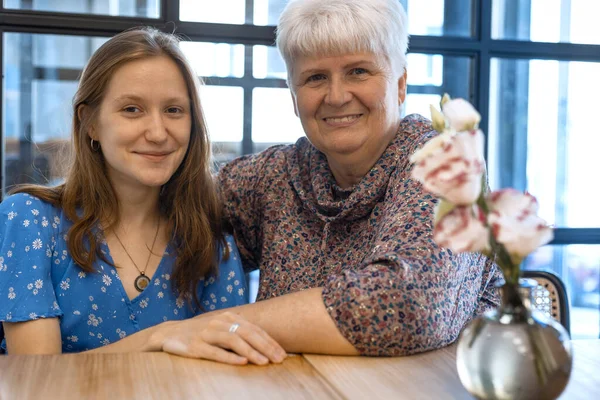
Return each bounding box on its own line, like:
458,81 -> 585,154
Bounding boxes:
411,130 -> 485,205
433,205 -> 490,253
486,189 -> 554,259
442,98 -> 481,132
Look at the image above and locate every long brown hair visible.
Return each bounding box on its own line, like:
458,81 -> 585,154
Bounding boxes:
12,27 -> 227,304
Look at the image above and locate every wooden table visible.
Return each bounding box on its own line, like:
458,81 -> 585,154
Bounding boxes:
0,340 -> 597,399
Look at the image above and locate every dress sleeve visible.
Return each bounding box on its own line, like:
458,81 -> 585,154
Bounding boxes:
0,193 -> 62,323
217,146 -> 284,272
321,130 -> 502,356
198,235 -> 248,313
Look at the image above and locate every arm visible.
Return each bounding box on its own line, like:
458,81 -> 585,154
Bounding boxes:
210,119 -> 498,357
3,319 -> 62,354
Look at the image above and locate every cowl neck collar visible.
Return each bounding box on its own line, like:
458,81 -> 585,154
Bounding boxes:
287,120 -> 410,223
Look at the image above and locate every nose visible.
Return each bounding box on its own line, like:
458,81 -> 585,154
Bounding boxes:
145,111 -> 168,143
325,77 -> 352,107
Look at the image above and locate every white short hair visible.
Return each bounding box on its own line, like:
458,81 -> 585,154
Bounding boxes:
276,0 -> 409,80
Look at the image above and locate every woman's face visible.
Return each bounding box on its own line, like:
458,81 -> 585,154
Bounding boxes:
91,55 -> 192,193
290,52 -> 407,165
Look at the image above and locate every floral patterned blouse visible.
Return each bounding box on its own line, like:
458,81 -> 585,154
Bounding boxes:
0,193 -> 247,353
218,114 -> 502,356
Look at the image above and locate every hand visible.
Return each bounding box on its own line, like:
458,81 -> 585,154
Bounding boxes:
158,312 -> 287,365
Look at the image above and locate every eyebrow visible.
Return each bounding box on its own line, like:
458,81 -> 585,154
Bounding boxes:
111,94 -> 189,104
298,60 -> 378,76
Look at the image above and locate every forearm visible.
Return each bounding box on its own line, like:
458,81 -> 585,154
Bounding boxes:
213,287 -> 359,355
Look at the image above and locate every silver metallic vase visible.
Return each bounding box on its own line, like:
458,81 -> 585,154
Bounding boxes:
456,279 -> 573,400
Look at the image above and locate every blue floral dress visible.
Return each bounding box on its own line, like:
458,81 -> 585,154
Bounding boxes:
0,193 -> 247,352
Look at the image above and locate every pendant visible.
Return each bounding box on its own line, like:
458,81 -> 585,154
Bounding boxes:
134,273 -> 151,292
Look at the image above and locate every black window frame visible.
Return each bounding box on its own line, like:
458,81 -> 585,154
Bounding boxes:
1,0 -> 599,248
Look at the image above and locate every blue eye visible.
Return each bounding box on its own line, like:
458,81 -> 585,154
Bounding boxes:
351,68 -> 368,75
306,74 -> 326,83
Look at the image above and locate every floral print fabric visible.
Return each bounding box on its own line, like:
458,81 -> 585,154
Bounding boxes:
219,114 -> 501,356
0,193 -> 247,352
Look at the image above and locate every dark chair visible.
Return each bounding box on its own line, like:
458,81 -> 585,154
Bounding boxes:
523,270 -> 570,334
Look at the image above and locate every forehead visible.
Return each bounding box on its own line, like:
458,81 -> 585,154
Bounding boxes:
104,56 -> 189,99
293,52 -> 390,74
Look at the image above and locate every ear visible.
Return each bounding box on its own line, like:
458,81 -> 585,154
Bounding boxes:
397,69 -> 408,105
77,104 -> 97,140
290,90 -> 299,118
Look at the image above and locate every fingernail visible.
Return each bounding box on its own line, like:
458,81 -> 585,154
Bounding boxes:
258,355 -> 269,364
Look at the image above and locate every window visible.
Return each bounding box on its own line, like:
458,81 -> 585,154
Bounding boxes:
2,0 -> 599,335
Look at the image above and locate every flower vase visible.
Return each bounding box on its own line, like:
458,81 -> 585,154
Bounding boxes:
455,278 -> 573,399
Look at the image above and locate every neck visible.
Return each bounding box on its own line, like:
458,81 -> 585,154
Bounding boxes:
326,156 -> 374,189
111,184 -> 162,231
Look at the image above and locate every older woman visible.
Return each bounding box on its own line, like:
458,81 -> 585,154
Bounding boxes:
112,0 -> 500,358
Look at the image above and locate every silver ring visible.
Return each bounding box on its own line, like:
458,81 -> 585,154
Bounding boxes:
229,323 -> 240,333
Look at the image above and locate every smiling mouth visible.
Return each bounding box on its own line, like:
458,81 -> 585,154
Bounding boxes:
135,152 -> 171,161
323,114 -> 362,124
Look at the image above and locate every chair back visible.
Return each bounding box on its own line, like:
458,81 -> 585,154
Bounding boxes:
523,270 -> 570,334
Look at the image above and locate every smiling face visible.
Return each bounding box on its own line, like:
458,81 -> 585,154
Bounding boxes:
290,52 -> 407,179
91,55 -> 192,193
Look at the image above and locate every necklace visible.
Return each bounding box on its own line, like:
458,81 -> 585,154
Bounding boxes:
113,218 -> 160,292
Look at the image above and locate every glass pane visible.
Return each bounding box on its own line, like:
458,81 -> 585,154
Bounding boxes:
253,0 -> 287,26
3,33 -> 108,193
524,244 -> 600,339
180,0 -> 245,24
405,53 -> 472,116
180,42 -> 245,78
253,0 -> 473,36
492,0 -> 600,45
253,45 -> 287,80
488,58 -> 600,228
252,88 -> 304,148
199,86 -> 244,163
405,0 -> 472,37
4,0 -> 159,18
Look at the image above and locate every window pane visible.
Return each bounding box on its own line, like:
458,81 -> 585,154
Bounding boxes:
180,0 -> 245,24
405,0 -> 472,37
488,58 -> 600,228
252,0 -> 473,36
181,42 -> 245,78
252,88 -> 303,148
253,0 -> 287,26
525,244 -> 600,339
492,0 -> 600,45
253,45 -> 287,80
405,53 -> 472,116
199,86 -> 244,163
3,33 -> 108,192
4,0 -> 159,18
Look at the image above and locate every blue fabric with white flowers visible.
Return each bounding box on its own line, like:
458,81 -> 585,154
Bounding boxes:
0,193 -> 247,352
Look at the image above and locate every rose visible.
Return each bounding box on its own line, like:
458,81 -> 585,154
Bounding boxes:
411,129 -> 485,205
486,189 -> 554,262
433,205 -> 490,253
442,98 -> 481,132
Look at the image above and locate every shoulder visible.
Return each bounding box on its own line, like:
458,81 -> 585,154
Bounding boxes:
0,193 -> 59,218
400,114 -> 437,143
220,143 -> 293,178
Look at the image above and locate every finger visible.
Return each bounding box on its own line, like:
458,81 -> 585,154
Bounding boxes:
163,339 -> 249,365
234,324 -> 287,363
207,331 -> 270,365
